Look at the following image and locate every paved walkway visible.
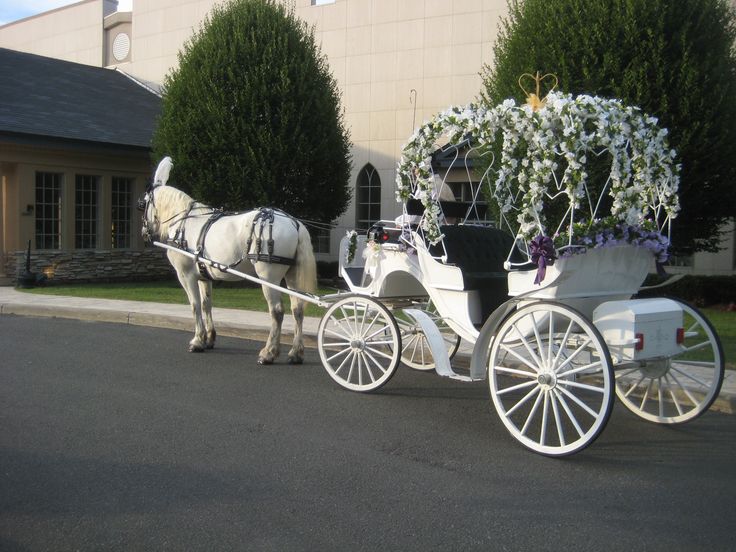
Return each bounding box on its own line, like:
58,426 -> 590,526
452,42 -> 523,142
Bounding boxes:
1,285 -> 733,414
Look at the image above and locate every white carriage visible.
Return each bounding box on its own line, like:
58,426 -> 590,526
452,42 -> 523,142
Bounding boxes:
315,85 -> 725,457
148,82 -> 725,457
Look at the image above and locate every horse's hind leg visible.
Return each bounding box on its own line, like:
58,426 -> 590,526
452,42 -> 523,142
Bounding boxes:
258,285 -> 284,365
199,280 -> 216,349
286,294 -> 306,365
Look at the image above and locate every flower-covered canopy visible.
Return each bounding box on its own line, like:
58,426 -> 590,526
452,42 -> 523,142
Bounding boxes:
396,91 -> 680,262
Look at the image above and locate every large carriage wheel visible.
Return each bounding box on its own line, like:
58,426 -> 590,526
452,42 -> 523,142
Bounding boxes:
489,302 -> 615,457
317,295 -> 401,393
615,299 -> 724,424
397,300 -> 461,371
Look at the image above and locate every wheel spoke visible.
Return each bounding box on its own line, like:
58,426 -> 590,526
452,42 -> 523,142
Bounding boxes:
325,347 -> 352,363
639,378 -> 654,411
493,365 -> 538,378
362,349 -> 388,377
557,386 -> 599,418
550,391 -> 566,446
557,379 -> 606,394
664,374 -> 685,416
520,390 -> 545,436
360,312 -> 385,340
511,320 -> 544,370
496,379 -> 538,396
667,371 -> 701,407
499,342 -> 542,373
365,345 -> 397,361
551,319 -> 574,367
505,385 -> 542,417
554,337 -> 593,374
556,359 -> 602,379
540,391 -> 550,446
339,305 -> 355,334
334,350 -> 354,375
552,389 -> 585,438
680,339 -> 712,354
325,324 -> 353,341
669,364 -> 712,389
657,380 -> 665,419
359,352 -> 377,383
623,374 -> 647,398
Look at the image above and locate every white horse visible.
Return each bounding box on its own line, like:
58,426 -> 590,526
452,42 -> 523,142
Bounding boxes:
140,157 -> 317,364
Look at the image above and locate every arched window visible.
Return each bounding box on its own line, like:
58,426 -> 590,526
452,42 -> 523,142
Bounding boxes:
356,164 -> 381,229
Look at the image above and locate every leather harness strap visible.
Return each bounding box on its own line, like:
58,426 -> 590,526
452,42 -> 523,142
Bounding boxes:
194,207 -> 299,282
194,209 -> 228,281
245,208 -> 298,267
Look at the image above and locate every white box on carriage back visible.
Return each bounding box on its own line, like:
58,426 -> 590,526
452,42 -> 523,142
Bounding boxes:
593,298 -> 684,362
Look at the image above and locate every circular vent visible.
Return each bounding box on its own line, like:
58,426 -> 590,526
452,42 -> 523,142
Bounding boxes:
112,32 -> 130,62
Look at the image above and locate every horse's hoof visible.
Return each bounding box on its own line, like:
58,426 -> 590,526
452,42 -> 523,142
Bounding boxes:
257,357 -> 273,365
288,357 -> 303,365
206,343 -> 215,350
189,344 -> 205,353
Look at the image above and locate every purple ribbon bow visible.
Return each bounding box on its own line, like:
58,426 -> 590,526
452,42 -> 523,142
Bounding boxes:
529,235 -> 557,285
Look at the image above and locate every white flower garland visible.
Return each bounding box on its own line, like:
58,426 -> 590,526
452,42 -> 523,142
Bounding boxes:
396,92 -> 680,247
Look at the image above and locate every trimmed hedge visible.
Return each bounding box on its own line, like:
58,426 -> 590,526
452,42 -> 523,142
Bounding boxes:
639,274 -> 736,306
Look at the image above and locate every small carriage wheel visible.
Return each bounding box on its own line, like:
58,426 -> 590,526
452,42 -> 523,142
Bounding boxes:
614,299 -> 724,424
488,302 -> 614,457
317,295 -> 401,393
397,301 -> 461,371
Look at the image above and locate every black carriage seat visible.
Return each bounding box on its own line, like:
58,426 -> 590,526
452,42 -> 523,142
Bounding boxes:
428,225 -> 528,324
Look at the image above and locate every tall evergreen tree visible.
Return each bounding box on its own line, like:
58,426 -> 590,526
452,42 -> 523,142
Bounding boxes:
481,0 -> 736,254
152,0 -> 351,223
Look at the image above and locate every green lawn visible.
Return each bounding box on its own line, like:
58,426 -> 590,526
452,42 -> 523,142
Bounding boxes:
22,281 -> 335,317
19,282 -> 734,367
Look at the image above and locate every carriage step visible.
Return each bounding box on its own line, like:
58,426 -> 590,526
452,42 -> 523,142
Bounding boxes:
445,374 -> 483,383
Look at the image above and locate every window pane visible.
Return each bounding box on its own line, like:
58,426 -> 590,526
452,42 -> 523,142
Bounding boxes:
75,175 -> 99,249
111,177 -> 133,248
35,172 -> 62,250
355,164 -> 381,229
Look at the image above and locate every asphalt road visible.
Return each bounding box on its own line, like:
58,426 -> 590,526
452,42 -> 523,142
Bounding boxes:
1,315 -> 735,551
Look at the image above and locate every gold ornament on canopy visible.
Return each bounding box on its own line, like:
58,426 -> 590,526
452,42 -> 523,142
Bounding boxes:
518,71 -> 558,111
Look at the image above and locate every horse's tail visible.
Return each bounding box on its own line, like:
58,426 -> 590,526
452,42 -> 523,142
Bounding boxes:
154,156 -> 173,186
290,222 -> 317,294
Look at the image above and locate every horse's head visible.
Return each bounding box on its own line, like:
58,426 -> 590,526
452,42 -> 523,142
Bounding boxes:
139,156 -> 173,244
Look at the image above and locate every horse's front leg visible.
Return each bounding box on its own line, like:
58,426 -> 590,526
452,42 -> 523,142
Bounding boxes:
287,295 -> 306,365
198,280 -> 216,349
174,266 -> 207,352
258,286 -> 283,365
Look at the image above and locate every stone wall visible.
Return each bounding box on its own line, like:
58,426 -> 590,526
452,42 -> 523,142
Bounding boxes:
5,249 -> 175,284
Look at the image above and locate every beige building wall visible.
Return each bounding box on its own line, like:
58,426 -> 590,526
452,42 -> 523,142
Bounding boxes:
0,0 -> 116,67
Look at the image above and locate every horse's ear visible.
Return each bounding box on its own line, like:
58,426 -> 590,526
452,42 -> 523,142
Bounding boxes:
153,156 -> 173,187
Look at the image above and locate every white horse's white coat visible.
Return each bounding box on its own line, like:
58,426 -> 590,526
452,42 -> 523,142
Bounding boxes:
142,157 -> 317,363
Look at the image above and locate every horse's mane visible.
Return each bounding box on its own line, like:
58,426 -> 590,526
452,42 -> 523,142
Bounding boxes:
154,185 -> 208,238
